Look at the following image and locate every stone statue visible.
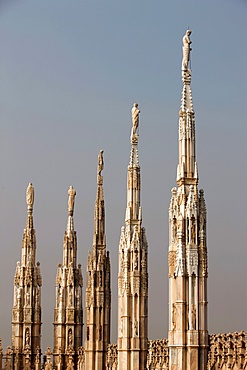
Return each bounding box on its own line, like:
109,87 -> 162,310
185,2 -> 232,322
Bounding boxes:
191,304 -> 196,329
68,186 -> 76,213
182,29 -> 192,70
172,303 -> 177,330
98,150 -> 104,176
26,183 -> 34,207
35,347 -> 40,364
172,218 -> 178,244
131,103 -> 140,139
58,348 -> 63,365
68,329 -> 73,347
134,249 -> 138,270
77,347 -> 85,370
134,320 -> 138,336
191,219 -> 196,243
25,329 -> 30,345
98,324 -> 102,341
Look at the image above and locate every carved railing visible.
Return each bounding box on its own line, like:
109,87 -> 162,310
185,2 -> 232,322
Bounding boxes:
207,331 -> 247,370
146,339 -> 169,370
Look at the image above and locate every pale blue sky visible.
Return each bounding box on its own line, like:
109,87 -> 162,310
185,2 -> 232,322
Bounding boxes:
0,0 -> 246,350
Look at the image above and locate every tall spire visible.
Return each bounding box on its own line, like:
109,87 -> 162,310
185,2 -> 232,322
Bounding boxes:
177,29 -> 198,186
168,30 -> 208,370
12,183 -> 42,369
53,186 -> 83,370
85,151 -> 111,370
118,104 -> 148,370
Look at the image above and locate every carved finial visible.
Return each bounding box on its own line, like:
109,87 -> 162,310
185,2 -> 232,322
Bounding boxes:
68,186 -> 76,215
131,103 -> 140,143
26,183 -> 34,211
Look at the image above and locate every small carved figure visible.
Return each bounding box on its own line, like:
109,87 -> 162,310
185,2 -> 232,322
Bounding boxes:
44,360 -> 52,370
191,219 -> 196,243
120,318 -> 123,337
34,289 -> 38,305
14,286 -> 18,306
68,186 -> 76,213
69,289 -> 73,306
172,303 -> 177,330
99,324 -> 102,341
26,183 -> 34,207
25,329 -> 30,345
191,304 -> 196,330
68,329 -> 73,347
98,150 -> 104,176
182,29 -> 192,70
66,355 -> 74,370
26,289 -> 30,306
131,103 -> 140,139
99,271 -> 103,287
25,357 -> 31,370
77,347 -> 85,370
134,249 -> 138,270
35,346 -> 40,364
17,286 -> 21,299
14,261 -> 21,285
134,320 -> 138,336
172,218 -> 178,243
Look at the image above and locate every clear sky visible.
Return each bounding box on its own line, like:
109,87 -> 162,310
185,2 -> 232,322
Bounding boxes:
0,0 -> 246,351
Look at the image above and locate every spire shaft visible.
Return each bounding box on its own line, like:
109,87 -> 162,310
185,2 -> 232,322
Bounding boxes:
85,150 -> 111,370
53,186 -> 83,369
168,30 -> 208,370
118,104 -> 148,370
177,29 -> 198,187
12,184 -> 42,369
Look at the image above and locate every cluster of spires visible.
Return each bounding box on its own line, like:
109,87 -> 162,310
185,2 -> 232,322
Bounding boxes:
0,29 -> 215,370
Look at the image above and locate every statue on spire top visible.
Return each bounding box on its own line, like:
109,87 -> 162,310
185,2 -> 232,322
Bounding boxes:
182,29 -> 192,71
131,103 -> 140,142
68,186 -> 76,214
26,183 -> 34,208
98,150 -> 104,176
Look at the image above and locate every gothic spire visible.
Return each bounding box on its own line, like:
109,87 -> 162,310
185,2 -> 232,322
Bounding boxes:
168,30 -> 208,370
118,104 -> 148,370
53,186 -> 83,369
85,151 -> 111,370
177,29 -> 198,187
12,183 -> 42,369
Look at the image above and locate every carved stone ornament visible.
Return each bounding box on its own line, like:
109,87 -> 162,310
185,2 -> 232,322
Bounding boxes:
168,251 -> 176,277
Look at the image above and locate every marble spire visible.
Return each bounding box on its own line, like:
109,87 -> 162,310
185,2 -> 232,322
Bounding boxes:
12,183 -> 42,370
53,186 -> 83,370
118,104 -> 148,370
85,150 -> 111,370
168,30 -> 208,370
